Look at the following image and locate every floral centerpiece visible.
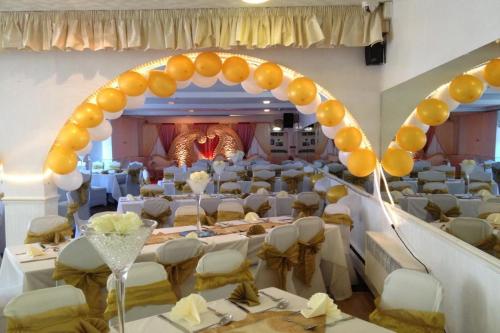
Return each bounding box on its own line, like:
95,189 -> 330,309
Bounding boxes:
186,171 -> 212,235
229,150 -> 245,164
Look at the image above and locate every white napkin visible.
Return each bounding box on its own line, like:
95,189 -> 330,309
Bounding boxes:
26,245 -> 44,257
276,191 -> 288,198
301,293 -> 342,324
256,188 -> 269,195
486,213 -> 500,226
244,212 -> 260,223
126,194 -> 135,201
170,294 -> 208,326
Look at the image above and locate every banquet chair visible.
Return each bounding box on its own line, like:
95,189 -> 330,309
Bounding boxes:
3,285 -> 108,332
217,201 -> 245,222
226,165 -> 247,180
24,215 -> 72,245
66,172 -> 91,221
477,201 -> 500,219
447,218 -> 496,255
469,170 -> 493,194
292,192 -> 322,218
163,166 -> 180,180
425,194 -> 460,222
244,194 -> 273,218
370,269 -> 444,331
252,164 -> 272,172
173,172 -> 190,194
174,205 -> 206,227
249,181 -> 272,193
313,176 -> 331,199
120,167 -> 142,197
195,249 -> 253,301
220,181 -> 242,195
418,170 -> 446,185
292,217 -> 326,298
141,197 -> 172,228
282,162 -> 304,171
422,182 -> 449,194
255,224 -> 298,293
156,238 -> 205,299
281,160 -> 293,165
281,169 -> 304,194
387,180 -> 414,193
105,262 -> 175,324
431,165 -> 456,178
252,169 -> 276,189
326,163 -> 344,178
199,197 -> 222,224
412,160 -> 432,177
219,171 -> 238,184
66,192 -> 89,236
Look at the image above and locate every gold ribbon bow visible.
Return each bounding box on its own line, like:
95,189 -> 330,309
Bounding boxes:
6,304 -> 109,333
389,184 -> 412,192
237,170 -> 250,181
24,221 -> 73,244
163,172 -> 174,180
292,201 -> 319,218
174,181 -> 186,192
369,298 -> 446,333
141,207 -> 172,228
475,234 -> 500,258
173,214 -> 206,227
257,242 -> 299,290
217,210 -> 245,222
52,262 -> 111,317
161,252 -> 204,299
228,282 -> 261,307
104,280 -> 177,320
469,183 -> 492,193
140,187 -> 164,197
250,184 -> 271,193
322,213 -> 353,230
220,188 -> 242,195
424,201 -> 461,222
247,224 -> 266,236
128,168 -> 141,184
281,174 -> 304,194
195,260 -> 254,291
293,230 -> 325,286
478,211 -> 497,219
204,210 -> 218,226
66,179 -> 91,230
244,201 -> 272,218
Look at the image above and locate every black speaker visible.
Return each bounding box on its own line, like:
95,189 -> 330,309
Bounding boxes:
283,113 -> 294,128
365,42 -> 386,65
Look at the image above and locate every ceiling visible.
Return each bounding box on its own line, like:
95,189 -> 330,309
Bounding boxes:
454,87 -> 500,113
0,0 -> 370,11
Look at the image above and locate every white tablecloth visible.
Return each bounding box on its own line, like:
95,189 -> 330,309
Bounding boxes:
91,173 -> 126,201
114,287 -> 391,333
398,196 -> 482,221
0,220 -> 352,305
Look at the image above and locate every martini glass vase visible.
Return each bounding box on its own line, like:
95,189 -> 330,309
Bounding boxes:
82,219 -> 157,333
186,178 -> 210,234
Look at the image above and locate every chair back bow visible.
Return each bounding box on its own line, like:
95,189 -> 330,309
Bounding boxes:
195,260 -> 253,291
173,214 -> 206,227
220,188 -> 242,195
293,230 -> 325,286
424,201 -> 461,222
257,242 -> 299,290
282,174 -> 304,194
161,252 -> 204,299
141,207 -> 172,228
163,172 -> 174,180
24,221 -> 73,245
244,201 -> 272,217
252,176 -> 275,186
322,213 -> 353,230
66,179 -> 91,229
217,210 -> 245,222
292,201 -> 319,218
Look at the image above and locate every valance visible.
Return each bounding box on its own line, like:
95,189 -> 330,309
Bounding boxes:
0,6 -> 384,51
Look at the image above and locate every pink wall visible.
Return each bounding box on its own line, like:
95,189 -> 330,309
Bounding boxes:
111,117 -> 142,160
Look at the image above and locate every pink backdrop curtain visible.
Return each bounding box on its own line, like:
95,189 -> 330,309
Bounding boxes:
158,123 -> 176,154
234,123 -> 256,154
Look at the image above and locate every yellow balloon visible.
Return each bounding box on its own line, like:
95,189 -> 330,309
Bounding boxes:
347,148 -> 377,177
326,185 -> 348,203
484,58 -> 500,87
96,88 -> 127,113
47,145 -> 78,175
167,55 -> 195,81
194,52 -> 222,77
254,62 -> 283,90
148,71 -> 177,98
222,56 -> 250,83
396,125 -> 427,152
316,100 -> 346,127
382,148 -> 414,177
334,127 -> 362,152
449,74 -> 484,103
415,98 -> 449,126
118,71 -> 148,96
287,77 -> 317,106
56,123 -> 90,151
71,103 -> 103,128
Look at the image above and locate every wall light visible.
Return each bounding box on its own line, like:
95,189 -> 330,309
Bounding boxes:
242,0 -> 269,4
272,126 -> 282,131
262,100 -> 271,104
263,109 -> 270,112
188,109 -> 195,113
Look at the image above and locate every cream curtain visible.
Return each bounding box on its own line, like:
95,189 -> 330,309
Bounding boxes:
141,123 -> 159,156
254,124 -> 272,156
0,6 -> 384,51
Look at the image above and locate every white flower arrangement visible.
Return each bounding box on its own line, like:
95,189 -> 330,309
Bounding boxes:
187,171 -> 211,194
89,212 -> 142,234
109,161 -> 121,170
212,160 -> 226,175
460,159 -> 476,176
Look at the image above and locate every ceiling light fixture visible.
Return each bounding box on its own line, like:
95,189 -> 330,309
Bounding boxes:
229,114 -> 242,117
263,109 -> 270,112
188,109 -> 194,113
242,0 -> 270,4
168,101 -> 175,105
262,100 -> 271,104
272,126 -> 282,131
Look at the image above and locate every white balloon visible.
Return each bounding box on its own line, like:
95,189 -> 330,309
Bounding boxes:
104,110 -> 123,120
338,151 -> 350,166
431,84 -> 460,111
388,141 -> 402,150
297,94 -> 321,114
88,120 -> 112,141
176,79 -> 192,89
52,169 -> 83,191
404,111 -> 429,133
271,76 -> 291,101
217,72 -> 238,86
466,66 -> 488,86
241,67 -> 265,95
77,141 -> 92,157
192,72 -> 217,88
321,120 -> 346,139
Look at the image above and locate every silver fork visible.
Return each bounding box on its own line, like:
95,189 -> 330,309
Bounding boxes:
207,306 -> 225,318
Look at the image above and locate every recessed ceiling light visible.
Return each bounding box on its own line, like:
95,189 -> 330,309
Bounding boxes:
229,114 -> 242,117
188,109 -> 194,113
168,101 -> 175,105
262,100 -> 271,104
242,0 -> 269,4
263,109 -> 270,112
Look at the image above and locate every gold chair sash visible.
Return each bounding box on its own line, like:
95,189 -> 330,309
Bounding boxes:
322,213 -> 353,230
292,201 -> 319,218
315,190 -> 326,200
250,184 -> 271,193
52,262 -> 111,317
424,202 -> 461,222
220,188 -> 242,195
159,195 -> 173,201
217,210 -> 245,222
475,234 -> 500,258
104,280 -> 177,320
469,183 -> 492,193
257,242 -> 299,290
174,181 -> 186,192
478,211 -> 497,219
389,184 -> 412,192
6,304 -> 109,333
228,281 -> 260,307
141,207 -> 172,228
182,184 -> 192,193
305,172 -> 314,178
128,168 -> 141,184
282,174 -> 304,194
24,221 -> 73,244
244,201 -> 272,217
66,179 -> 91,229
173,214 -> 206,227
161,252 -> 204,299
343,174 -> 367,186
293,230 -> 325,286
369,298 -> 445,333
247,224 -> 266,236
163,172 -> 174,180
140,187 -> 164,197
220,179 -> 238,185
195,260 -> 254,291
422,188 -> 449,194
237,170 -> 250,181
417,178 -> 445,186
252,176 -> 275,186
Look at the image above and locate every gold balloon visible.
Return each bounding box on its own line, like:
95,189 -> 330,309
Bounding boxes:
287,77 -> 317,106
449,74 -> 484,103
334,127 -> 362,152
56,123 -> 90,151
71,103 -> 103,128
96,88 -> 127,113
415,98 -> 449,126
316,100 -> 346,127
167,55 -> 195,81
118,71 -> 148,96
194,52 -> 222,77
396,125 -> 427,152
310,173 -> 324,185
148,71 -> 177,98
222,56 -> 250,83
47,145 -> 78,175
382,148 -> 414,177
254,62 -> 283,90
347,148 -> 376,177
326,185 -> 348,203
484,58 -> 500,87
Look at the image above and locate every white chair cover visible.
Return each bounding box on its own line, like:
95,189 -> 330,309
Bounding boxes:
293,192 -> 323,217
470,170 -> 492,183
281,169 -> 304,193
448,217 -> 493,245
244,194 -> 271,217
418,171 -> 446,183
250,181 -> 272,192
477,201 -> 500,218
427,194 -> 459,213
253,169 -> 275,180
431,165 -> 456,177
200,197 -> 222,217
282,162 -> 304,171
27,215 -> 69,235
57,237 -> 106,270
413,160 -> 432,173
143,198 -> 171,227
217,201 -> 244,215
220,182 -> 242,193
252,164 -> 272,171
219,171 -> 238,182
423,182 -> 449,193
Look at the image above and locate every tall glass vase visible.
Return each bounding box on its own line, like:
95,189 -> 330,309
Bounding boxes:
466,174 -> 470,195
196,193 -> 202,233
